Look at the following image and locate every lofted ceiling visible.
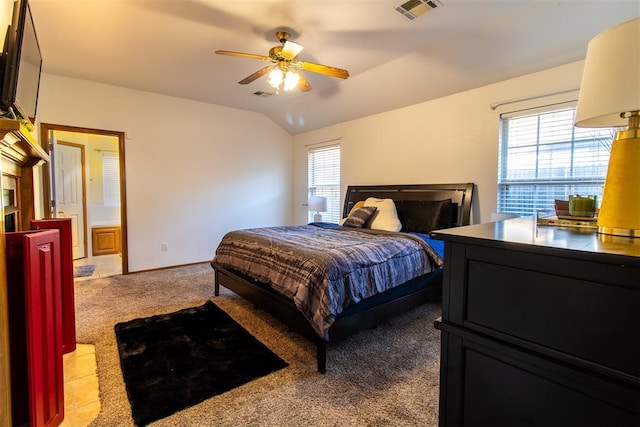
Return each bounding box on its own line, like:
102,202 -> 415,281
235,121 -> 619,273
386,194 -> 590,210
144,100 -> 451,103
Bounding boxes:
29,0 -> 639,135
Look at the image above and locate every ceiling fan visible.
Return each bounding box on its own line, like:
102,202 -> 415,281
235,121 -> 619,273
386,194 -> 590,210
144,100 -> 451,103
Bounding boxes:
215,31 -> 349,93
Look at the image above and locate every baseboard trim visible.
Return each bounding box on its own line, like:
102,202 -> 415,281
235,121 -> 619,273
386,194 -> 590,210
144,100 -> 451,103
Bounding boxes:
126,261 -> 210,275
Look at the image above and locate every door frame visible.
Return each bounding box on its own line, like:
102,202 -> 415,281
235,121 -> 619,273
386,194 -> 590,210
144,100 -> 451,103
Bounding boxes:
40,123 -> 129,274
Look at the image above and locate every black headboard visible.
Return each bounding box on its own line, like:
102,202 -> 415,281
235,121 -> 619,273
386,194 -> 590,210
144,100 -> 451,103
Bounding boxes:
342,183 -> 475,227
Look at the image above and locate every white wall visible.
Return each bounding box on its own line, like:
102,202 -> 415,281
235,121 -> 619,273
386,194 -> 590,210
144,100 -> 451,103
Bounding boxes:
35,59 -> 586,270
37,74 -> 292,272
292,61 -> 586,225
0,0 -> 11,47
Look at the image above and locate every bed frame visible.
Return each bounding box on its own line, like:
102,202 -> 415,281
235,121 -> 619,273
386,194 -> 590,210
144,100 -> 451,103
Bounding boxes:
213,183 -> 475,373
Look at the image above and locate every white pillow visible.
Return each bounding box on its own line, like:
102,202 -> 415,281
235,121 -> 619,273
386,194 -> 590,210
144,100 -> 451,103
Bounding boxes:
364,197 -> 402,232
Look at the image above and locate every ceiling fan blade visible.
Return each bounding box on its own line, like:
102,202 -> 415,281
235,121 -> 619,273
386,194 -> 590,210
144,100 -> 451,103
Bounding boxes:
297,72 -> 313,92
295,61 -> 349,79
281,41 -> 304,60
238,66 -> 273,85
215,50 -> 271,61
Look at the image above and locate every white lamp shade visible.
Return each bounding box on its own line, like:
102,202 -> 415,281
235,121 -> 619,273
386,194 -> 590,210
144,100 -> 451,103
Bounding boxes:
308,196 -> 327,212
575,17 -> 640,128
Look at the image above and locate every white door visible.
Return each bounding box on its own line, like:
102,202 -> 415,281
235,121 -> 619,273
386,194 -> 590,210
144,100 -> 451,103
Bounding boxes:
55,143 -> 86,259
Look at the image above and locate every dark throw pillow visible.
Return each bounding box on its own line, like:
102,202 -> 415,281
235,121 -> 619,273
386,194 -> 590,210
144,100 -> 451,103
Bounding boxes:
395,199 -> 454,234
342,206 -> 378,228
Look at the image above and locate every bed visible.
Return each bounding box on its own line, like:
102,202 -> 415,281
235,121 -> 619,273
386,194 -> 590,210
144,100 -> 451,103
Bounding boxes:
211,183 -> 474,373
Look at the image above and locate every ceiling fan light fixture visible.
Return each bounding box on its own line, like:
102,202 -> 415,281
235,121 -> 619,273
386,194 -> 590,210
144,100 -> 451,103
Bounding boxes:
283,70 -> 300,91
217,30 -> 348,93
267,68 -> 284,88
396,0 -> 443,20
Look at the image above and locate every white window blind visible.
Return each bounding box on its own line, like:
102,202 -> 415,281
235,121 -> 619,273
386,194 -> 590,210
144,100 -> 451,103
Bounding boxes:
308,143 -> 340,223
103,153 -> 121,207
498,105 -> 616,216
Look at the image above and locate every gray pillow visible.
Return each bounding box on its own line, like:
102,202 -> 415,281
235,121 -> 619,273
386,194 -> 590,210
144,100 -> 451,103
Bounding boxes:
342,206 -> 377,228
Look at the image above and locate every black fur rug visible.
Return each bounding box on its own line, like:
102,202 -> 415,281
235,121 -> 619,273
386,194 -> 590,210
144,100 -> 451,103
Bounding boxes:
114,300 -> 288,426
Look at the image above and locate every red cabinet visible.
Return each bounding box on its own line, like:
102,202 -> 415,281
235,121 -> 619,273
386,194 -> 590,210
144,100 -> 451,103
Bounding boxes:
6,230 -> 64,427
31,218 -> 76,354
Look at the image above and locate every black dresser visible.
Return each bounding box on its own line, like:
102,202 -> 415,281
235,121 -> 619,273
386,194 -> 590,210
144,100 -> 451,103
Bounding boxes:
430,218 -> 640,426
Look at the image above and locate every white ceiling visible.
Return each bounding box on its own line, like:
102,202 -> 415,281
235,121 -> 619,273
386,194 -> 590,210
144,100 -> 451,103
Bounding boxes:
29,0 -> 639,135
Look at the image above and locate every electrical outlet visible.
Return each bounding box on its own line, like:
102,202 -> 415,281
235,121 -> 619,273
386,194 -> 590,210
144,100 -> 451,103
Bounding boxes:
161,243 -> 168,251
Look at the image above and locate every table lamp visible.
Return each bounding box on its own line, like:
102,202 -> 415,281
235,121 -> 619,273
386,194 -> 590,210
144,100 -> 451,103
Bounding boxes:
575,17 -> 640,237
308,196 -> 328,222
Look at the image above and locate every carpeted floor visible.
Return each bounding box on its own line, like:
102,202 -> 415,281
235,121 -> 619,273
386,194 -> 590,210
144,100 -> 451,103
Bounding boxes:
74,263 -> 442,426
115,301 -> 288,425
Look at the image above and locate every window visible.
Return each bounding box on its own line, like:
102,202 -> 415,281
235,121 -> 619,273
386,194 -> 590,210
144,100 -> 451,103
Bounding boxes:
498,104 -> 616,216
103,153 -> 121,207
308,143 -> 340,223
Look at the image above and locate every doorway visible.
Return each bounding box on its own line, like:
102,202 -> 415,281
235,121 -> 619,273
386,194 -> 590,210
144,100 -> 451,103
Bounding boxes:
40,123 -> 128,275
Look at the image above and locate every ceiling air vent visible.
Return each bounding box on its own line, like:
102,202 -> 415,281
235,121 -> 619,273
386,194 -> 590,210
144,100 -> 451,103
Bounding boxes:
395,0 -> 443,20
253,91 -> 274,98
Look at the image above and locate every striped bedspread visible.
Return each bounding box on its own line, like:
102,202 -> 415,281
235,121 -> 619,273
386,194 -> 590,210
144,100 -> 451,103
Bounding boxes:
211,224 -> 443,339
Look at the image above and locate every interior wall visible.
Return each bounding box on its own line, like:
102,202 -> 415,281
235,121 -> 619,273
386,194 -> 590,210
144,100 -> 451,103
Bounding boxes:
36,74 -> 293,272
292,60 -> 586,225
83,134 -> 119,225
35,60 -> 585,270
0,0 -> 11,47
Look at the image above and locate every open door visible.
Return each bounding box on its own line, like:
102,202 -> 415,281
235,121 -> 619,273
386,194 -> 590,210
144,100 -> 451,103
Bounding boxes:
53,142 -> 86,259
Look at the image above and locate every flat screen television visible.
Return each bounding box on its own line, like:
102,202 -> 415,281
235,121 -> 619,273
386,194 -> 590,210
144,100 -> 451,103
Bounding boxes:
1,0 -> 41,125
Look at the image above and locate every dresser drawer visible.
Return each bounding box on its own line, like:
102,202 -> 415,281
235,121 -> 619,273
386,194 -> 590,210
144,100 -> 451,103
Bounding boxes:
436,322 -> 640,425
434,220 -> 640,426
463,249 -> 640,377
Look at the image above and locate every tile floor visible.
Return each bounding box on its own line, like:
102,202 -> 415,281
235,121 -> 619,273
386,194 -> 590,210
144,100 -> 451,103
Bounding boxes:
73,253 -> 122,281
60,344 -> 101,427
61,253 -> 122,426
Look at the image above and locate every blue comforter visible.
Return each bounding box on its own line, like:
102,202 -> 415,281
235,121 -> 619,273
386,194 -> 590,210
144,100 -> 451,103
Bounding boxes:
212,223 -> 443,339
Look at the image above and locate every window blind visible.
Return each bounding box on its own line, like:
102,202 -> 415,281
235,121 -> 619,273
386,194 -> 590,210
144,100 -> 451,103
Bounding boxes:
498,105 -> 616,216
103,153 -> 121,207
308,143 -> 340,223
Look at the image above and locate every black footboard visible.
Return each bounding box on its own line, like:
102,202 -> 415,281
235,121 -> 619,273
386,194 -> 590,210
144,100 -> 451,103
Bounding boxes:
213,265 -> 328,372
213,264 -> 442,374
